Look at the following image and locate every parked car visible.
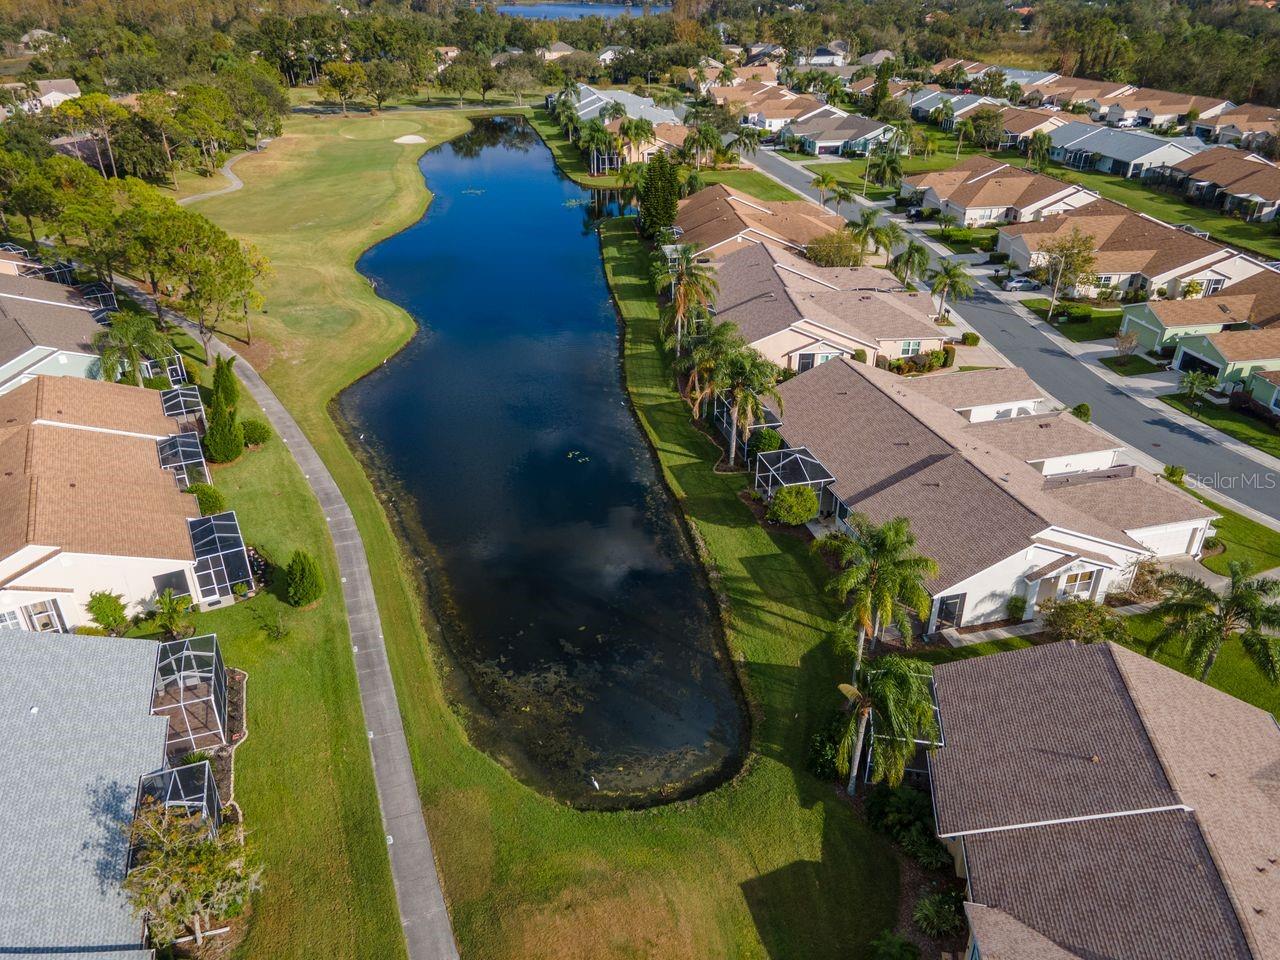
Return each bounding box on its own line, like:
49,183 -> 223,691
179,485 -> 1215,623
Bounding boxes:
1003,277 -> 1041,292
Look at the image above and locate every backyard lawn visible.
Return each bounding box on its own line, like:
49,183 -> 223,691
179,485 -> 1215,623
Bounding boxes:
701,167 -> 801,201
925,226 -> 998,253
1023,297 -> 1125,341
1160,392 -> 1280,461
1050,165 -> 1280,261
1099,354 -> 1165,376
191,109 -> 901,960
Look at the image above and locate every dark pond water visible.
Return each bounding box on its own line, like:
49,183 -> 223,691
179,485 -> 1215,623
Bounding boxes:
497,2 -> 671,18
339,116 -> 746,808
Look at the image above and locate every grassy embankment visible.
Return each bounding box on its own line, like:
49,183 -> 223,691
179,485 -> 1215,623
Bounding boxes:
194,109 -> 899,959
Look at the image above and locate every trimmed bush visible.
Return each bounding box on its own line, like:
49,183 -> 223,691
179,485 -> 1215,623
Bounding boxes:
1006,594 -> 1027,621
212,354 -> 240,412
285,549 -> 325,607
960,331 -> 980,346
913,891 -> 965,938
143,375 -> 171,390
869,931 -> 920,960
187,482 -> 228,516
1071,402 -> 1092,422
181,356 -> 201,386
766,485 -> 819,525
76,625 -> 109,636
941,343 -> 956,368
203,397 -> 244,463
851,348 -> 868,363
747,427 -> 783,459
806,711 -> 845,782
1163,464 -> 1186,485
241,418 -> 273,447
87,590 -> 128,634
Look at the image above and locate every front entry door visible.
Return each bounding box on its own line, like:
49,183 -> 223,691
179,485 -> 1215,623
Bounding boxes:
936,593 -> 966,629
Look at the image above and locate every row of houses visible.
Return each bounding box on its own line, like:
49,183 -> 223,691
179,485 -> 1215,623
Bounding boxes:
669,184 -> 1219,633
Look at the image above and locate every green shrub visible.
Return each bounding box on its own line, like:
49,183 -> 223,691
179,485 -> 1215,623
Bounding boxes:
900,826 -> 953,870
941,344 -> 956,368
766,485 -> 819,525
1203,535 -> 1223,551
186,482 -> 228,516
960,331 -> 980,346
203,399 -> 244,463
75,625 -> 109,636
87,590 -> 128,635
747,427 -> 783,458
807,710 -> 845,782
181,356 -> 201,386
1162,464 -> 1186,485
285,549 -> 325,607
241,418 -> 273,447
1071,402 -> 1091,422
143,375 -> 171,390
1006,594 -> 1027,621
212,354 -> 239,412
866,784 -> 934,839
869,931 -> 920,960
177,750 -> 213,767
851,348 -> 868,363
913,891 -> 965,938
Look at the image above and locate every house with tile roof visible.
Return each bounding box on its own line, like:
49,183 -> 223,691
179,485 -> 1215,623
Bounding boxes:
995,104 -> 1083,150
0,376 -> 251,632
671,183 -> 845,260
931,58 -> 992,81
1048,121 -> 1210,178
928,640 -> 1280,960
725,358 -> 1214,630
1192,103 -> 1280,150
710,243 -> 946,370
901,155 -> 1098,227
998,197 -> 1273,299
594,119 -> 688,172
0,628 -> 226,960
1155,146 -> 1280,222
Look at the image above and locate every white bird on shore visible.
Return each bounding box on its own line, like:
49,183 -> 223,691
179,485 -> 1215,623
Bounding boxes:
588,775 -> 600,791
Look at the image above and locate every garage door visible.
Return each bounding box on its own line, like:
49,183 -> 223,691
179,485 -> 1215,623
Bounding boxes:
1177,351 -> 1220,377
1134,524 -> 1203,558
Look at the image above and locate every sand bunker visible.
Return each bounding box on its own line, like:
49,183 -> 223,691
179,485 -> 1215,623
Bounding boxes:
394,134 -> 427,144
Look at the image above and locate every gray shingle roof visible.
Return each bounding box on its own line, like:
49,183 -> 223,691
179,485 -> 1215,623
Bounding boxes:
572,83 -> 684,125
0,629 -> 164,959
1049,122 -> 1208,163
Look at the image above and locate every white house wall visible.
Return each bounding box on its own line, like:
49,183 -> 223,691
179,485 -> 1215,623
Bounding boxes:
1032,448 -> 1120,476
960,398 -> 1047,422
1,552 -> 199,628
1126,519 -> 1212,558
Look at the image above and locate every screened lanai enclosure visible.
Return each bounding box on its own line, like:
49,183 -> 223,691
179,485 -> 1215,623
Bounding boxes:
136,760 -> 222,832
161,385 -> 206,435
754,447 -> 836,501
708,393 -> 782,464
187,512 -> 254,604
158,432 -> 208,487
151,634 -> 228,756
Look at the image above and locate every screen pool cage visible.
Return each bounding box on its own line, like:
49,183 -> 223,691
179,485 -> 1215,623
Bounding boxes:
864,677 -> 944,789
188,512 -> 254,602
753,447 -> 835,499
158,432 -> 208,487
161,385 -> 206,435
141,350 -> 189,386
136,761 -> 222,834
77,280 -> 118,312
152,634 -> 228,756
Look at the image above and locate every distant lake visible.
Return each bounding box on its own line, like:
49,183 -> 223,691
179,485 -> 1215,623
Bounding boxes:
339,117 -> 746,809
497,2 -> 671,18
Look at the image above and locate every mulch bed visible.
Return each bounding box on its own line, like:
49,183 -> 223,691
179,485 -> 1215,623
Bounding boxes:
210,668 -> 249,804
735,490 -> 815,541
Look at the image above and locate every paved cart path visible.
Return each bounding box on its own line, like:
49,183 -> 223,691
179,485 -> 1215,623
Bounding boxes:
125,284 -> 460,960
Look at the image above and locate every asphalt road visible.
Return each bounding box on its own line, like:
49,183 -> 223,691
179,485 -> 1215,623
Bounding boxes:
749,147 -> 1280,522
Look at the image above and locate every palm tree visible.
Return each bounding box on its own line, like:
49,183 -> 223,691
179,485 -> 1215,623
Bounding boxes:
871,220 -> 906,262
578,119 -> 611,175
817,515 -> 938,672
720,348 -> 783,468
619,161 -> 648,192
935,211 -> 959,239
954,118 -> 975,159
734,124 -> 762,156
94,311 -> 170,386
929,99 -> 954,130
1028,129 -> 1052,171
836,656 -> 938,795
927,259 -> 975,322
691,123 -> 722,169
652,88 -> 683,110
1149,562 -> 1280,682
602,100 -> 628,123
153,588 -> 194,640
619,116 -> 655,161
660,245 -> 718,354
811,170 -> 838,206
830,184 -> 855,219
867,144 -> 903,188
848,208 -> 880,265
674,319 -> 744,418
1180,369 -> 1217,411
890,239 -> 931,286
921,131 -> 939,157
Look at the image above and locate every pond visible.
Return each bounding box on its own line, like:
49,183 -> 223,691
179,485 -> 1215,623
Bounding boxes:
497,2 -> 671,18
339,116 -> 747,809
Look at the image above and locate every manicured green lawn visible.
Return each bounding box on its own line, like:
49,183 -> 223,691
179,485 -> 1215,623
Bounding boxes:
1049,165 -> 1280,261
1185,491 -> 1280,575
194,110 -> 900,959
925,226 -> 997,253
701,167 -> 801,201
1023,297 -> 1124,341
527,107 -> 625,187
805,140 -> 1022,200
1100,354 -> 1165,376
1159,392 -> 1280,461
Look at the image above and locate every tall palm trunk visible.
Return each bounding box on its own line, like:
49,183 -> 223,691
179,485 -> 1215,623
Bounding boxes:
853,626 -> 866,679
848,711 -> 869,795
727,402 -> 740,466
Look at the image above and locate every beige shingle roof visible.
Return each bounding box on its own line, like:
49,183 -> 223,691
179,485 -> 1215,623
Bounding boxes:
904,154 -> 1082,213
1173,146 -> 1280,203
905,366 -> 1045,409
1206,327 -> 1280,362
1146,294 -> 1257,328
963,410 -> 1121,462
1044,465 -> 1217,529
675,184 -> 844,258
2,373 -> 183,438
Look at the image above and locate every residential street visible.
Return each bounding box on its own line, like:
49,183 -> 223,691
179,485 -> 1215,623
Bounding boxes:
748,146 -> 1280,524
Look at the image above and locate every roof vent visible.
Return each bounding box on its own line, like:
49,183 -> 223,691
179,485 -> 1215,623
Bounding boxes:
1089,755 -> 1100,764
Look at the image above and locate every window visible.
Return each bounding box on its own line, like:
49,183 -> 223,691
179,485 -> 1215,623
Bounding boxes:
21,599 -> 66,632
1060,570 -> 1096,597
901,340 -> 922,357
1205,278 -> 1225,295
1097,275 -> 1114,287
0,609 -> 20,629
